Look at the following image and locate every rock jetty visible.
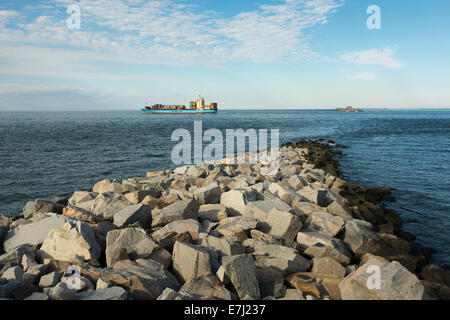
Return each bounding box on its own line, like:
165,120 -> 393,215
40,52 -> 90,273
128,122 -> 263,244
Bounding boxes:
0,140 -> 449,300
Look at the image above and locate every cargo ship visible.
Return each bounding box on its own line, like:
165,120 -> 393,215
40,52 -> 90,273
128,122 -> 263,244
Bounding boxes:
141,95 -> 218,114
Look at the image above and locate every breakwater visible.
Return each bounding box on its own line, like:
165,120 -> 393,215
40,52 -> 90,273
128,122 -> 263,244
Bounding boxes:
0,140 -> 449,300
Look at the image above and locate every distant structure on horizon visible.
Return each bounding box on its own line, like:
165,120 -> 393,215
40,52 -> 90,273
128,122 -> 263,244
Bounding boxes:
335,106 -> 363,112
141,95 -> 218,114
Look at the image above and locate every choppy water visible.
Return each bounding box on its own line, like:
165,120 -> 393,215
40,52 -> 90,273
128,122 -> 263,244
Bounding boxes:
0,110 -> 449,266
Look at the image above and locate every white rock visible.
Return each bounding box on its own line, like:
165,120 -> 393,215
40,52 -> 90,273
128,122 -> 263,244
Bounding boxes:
40,221 -> 101,264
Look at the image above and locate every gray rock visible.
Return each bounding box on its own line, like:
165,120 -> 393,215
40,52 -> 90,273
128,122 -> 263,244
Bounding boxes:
255,265 -> 286,299
311,257 -> 346,277
222,254 -> 260,300
105,227 -> 168,268
48,282 -> 77,300
186,166 -> 206,178
152,219 -> 202,249
303,211 -> 345,237
180,273 -> 233,300
174,165 -> 189,175
157,287 -> 197,300
220,189 -> 257,216
152,199 -> 199,228
76,286 -> 128,300
39,221 -> 101,264
216,216 -> 259,237
22,200 -> 64,219
304,243 -> 351,266
193,183 -> 222,204
24,292 -> 49,300
92,179 -> 122,194
297,188 -> 329,207
343,220 -> 393,258
297,231 -> 350,256
78,192 -> 131,220
198,204 -> 227,222
327,200 -> 353,217
3,216 -> 69,252
172,241 -> 212,283
201,220 -> 219,234
249,230 -> 296,248
68,191 -> 96,206
2,266 -> 23,282
260,209 -> 302,243
252,241 -> 311,275
23,263 -> 49,284
243,198 -> 293,221
0,245 -> 35,266
340,258 -> 425,300
267,183 -> 307,206
111,259 -> 181,300
113,204 -> 151,228
200,235 -> 246,257
39,271 -> 62,288
282,288 -> 305,300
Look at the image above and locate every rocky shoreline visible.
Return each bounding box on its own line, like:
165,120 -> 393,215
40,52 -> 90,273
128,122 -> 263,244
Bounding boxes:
0,140 -> 449,300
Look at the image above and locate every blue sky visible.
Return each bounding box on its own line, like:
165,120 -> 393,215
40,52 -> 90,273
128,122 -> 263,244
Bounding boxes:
0,0 -> 449,110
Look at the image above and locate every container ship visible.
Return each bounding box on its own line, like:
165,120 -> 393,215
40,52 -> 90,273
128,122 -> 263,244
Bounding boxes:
141,95 -> 218,114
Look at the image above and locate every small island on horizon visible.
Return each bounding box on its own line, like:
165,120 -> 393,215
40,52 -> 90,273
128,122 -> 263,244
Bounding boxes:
335,106 -> 363,112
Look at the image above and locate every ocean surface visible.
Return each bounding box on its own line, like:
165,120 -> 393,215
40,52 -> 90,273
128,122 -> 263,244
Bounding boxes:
0,110 -> 449,266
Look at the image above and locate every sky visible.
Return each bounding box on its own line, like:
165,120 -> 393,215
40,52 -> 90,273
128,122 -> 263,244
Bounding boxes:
0,0 -> 449,110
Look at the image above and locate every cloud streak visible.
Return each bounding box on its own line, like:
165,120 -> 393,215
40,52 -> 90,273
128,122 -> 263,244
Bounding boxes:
340,48 -> 405,69
0,0 -> 345,69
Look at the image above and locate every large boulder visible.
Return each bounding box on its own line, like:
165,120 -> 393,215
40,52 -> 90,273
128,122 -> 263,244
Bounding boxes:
62,206 -> 103,224
252,241 -> 311,275
0,245 -> 36,266
260,209 -> 302,243
303,211 -> 346,237
297,188 -> 329,207
172,241 -> 212,283
39,221 -> 101,264
92,179 -> 122,194
68,191 -> 96,206
77,260 -> 180,300
151,219 -> 201,249
243,198 -> 292,221
267,183 -> 307,206
105,227 -> 170,268
22,200 -> 64,219
220,189 -> 257,216
343,220 -> 393,258
198,204 -> 227,222
222,254 -> 260,300
255,265 -> 286,299
77,192 -> 131,220
76,286 -> 128,300
3,215 -> 69,252
193,183 -> 222,204
112,204 -> 151,228
311,257 -> 346,278
297,231 -> 352,265
339,257 -> 425,300
216,216 -> 259,238
152,200 -> 199,228
199,235 -> 246,257
179,273 -> 233,300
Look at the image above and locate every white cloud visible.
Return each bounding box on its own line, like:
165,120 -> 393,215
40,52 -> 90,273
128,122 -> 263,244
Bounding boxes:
0,0 -> 345,71
340,48 -> 405,69
346,72 -> 376,80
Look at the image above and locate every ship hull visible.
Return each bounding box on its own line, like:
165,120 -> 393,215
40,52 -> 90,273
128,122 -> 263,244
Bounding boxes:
141,108 -> 218,114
